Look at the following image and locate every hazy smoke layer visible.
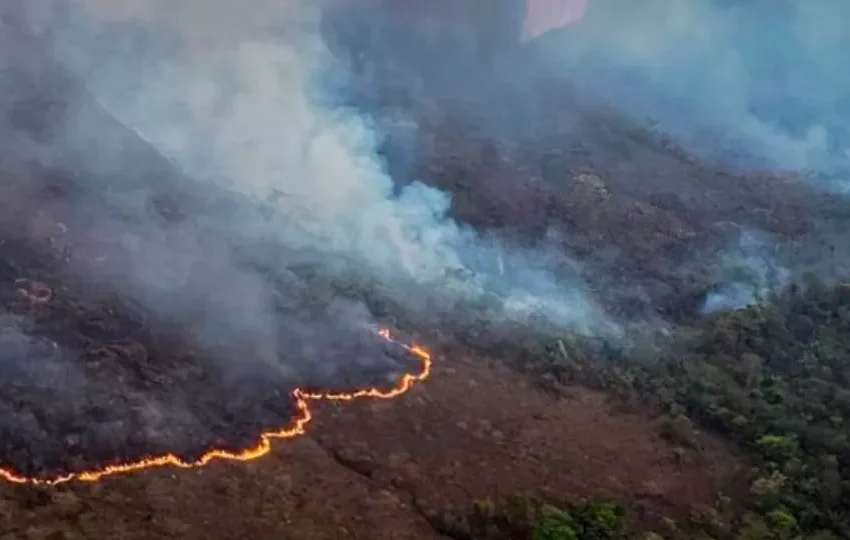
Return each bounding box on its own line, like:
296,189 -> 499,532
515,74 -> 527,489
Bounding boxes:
523,0 -> 588,41
537,0 -> 850,181
701,231 -> 790,314
36,0 -> 608,337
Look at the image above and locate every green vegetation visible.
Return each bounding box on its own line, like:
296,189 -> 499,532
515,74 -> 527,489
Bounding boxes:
437,496 -> 626,540
625,282 -> 850,538
444,279 -> 850,539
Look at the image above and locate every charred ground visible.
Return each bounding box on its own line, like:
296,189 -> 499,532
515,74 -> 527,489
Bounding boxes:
0,175 -> 423,481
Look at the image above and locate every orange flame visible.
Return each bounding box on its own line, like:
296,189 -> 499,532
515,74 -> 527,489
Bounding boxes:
0,328 -> 432,486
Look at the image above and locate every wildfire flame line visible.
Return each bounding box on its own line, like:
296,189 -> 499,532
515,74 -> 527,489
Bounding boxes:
0,327 -> 432,486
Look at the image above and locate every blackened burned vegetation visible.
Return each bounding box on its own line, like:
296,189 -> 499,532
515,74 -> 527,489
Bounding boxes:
0,225 -> 420,481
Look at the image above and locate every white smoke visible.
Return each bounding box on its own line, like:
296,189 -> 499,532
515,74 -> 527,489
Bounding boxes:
701,231 -> 790,314
44,0 -> 609,334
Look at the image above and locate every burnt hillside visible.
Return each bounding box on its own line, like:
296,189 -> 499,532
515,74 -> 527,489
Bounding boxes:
4,10 -> 849,326
324,8 -> 850,322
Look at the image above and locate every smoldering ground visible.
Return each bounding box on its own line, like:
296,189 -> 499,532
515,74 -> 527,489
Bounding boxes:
0,232 -> 435,480
0,171 -> 426,478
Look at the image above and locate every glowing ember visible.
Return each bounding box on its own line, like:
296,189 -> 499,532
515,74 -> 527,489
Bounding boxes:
0,328 -> 432,486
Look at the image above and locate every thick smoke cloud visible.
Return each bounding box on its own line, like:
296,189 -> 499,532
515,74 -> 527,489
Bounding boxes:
29,0 -> 610,346
536,0 -> 850,181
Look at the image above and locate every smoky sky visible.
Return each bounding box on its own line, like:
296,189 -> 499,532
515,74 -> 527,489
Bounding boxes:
534,0 -> 850,181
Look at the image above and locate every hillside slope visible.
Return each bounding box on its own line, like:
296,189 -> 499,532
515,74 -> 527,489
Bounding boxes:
0,12 -> 845,539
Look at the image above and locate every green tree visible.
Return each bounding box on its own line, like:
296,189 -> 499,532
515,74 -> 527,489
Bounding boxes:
766,508 -> 799,540
755,435 -> 799,465
579,500 -> 626,539
531,505 -> 579,540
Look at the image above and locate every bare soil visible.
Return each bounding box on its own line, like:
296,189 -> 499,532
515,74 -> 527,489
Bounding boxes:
0,351 -> 743,540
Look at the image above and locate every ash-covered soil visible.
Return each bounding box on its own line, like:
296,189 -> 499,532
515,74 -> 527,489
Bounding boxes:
0,201 -> 423,481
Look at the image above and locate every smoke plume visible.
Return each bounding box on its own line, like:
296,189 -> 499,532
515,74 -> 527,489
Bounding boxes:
19,0 -> 611,352
701,231 -> 790,314
535,0 -> 850,181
